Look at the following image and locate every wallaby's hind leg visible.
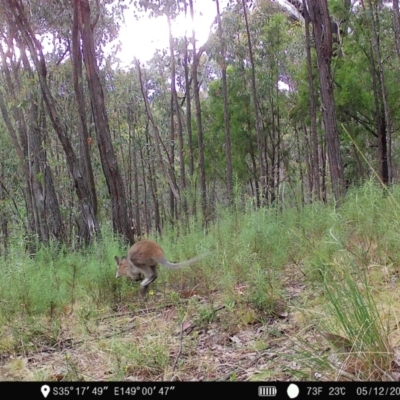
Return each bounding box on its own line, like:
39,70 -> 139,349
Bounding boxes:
139,265 -> 158,297
133,273 -> 144,282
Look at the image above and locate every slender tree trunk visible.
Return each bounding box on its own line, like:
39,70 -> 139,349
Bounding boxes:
0,48 -> 64,243
167,14 -> 186,209
145,128 -> 161,235
139,144 -> 150,234
366,0 -> 392,184
319,121 -> 327,202
216,0 -> 233,205
303,125 -> 313,201
242,0 -> 266,203
0,79 -> 37,237
247,117 -> 260,208
183,29 -> 194,178
127,104 -> 141,237
0,161 -> 9,257
393,0 -> 400,60
306,0 -> 346,201
77,0 -> 133,243
303,1 -> 320,200
37,98 -> 64,241
0,43 -> 44,241
183,34 -> 196,216
71,0 -> 97,217
275,91 -> 281,206
295,126 -> 305,207
189,0 -> 207,221
167,15 -> 180,219
6,0 -> 100,243
359,0 -> 389,185
137,61 -> 180,202
368,37 -> 388,185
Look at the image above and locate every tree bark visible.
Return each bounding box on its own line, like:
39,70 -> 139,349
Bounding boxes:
0,161 -> 8,257
137,61 -> 180,202
76,0 -> 133,244
6,0 -> 100,243
393,0 -> 400,60
71,0 -> 98,216
189,0 -> 207,221
242,0 -> 266,204
145,127 -> 162,235
183,21 -> 194,178
366,0 -> 392,184
306,0 -> 346,201
1,39 -> 64,242
167,14 -> 186,209
216,0 -> 233,205
303,1 -> 320,201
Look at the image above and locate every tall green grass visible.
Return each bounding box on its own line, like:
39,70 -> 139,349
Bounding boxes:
1,180 -> 400,380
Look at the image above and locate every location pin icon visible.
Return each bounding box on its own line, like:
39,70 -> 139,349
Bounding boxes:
41,385 -> 51,398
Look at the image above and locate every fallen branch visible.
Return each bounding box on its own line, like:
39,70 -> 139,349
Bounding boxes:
171,322 -> 184,375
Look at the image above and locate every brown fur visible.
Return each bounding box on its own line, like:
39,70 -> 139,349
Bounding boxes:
115,239 -> 206,296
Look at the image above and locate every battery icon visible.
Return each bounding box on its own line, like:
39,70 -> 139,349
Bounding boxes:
258,386 -> 277,397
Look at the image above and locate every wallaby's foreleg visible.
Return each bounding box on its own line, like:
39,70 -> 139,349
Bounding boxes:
139,266 -> 158,297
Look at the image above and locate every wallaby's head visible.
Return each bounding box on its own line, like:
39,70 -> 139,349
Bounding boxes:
115,255 -> 129,278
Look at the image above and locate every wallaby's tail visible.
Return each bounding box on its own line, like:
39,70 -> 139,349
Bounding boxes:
154,253 -> 208,269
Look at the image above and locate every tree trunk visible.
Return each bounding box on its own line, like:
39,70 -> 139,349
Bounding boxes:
139,144 -> 150,234
189,0 -> 207,221
6,0 -> 100,243
145,128 -> 162,235
303,1 -> 320,201
127,103 -> 141,237
302,125 -> 313,201
366,0 -> 392,184
306,0 -> 346,201
71,0 -> 98,216
393,0 -> 400,60
360,0 -> 390,185
167,14 -> 186,213
137,61 -> 180,203
77,0 -> 133,244
34,95 -> 64,241
242,0 -> 266,204
216,0 -> 233,205
1,41 -> 63,243
183,28 -> 194,178
0,161 -> 8,257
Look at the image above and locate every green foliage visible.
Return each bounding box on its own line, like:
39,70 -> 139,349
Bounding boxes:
2,0 -> 400,380
0,229 -> 125,319
1,182 -> 399,381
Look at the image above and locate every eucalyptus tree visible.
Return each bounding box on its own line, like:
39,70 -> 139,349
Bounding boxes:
189,0 -> 207,221
332,1 -> 399,186
241,0 -> 267,204
215,0 -> 233,205
205,1 -> 296,206
281,0 -> 346,201
2,0 -> 140,244
133,0 -> 189,219
394,0 -> 400,60
0,2 -> 69,244
305,0 -> 345,201
363,0 -> 393,184
74,0 -> 134,244
4,0 -> 101,243
301,0 -> 321,200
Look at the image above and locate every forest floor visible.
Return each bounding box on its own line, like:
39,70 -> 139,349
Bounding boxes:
2,184 -> 400,381
0,263 -> 313,381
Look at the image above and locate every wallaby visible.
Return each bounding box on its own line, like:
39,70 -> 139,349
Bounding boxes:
115,239 -> 205,296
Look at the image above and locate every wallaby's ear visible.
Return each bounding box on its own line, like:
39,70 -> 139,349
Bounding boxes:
114,255 -> 120,265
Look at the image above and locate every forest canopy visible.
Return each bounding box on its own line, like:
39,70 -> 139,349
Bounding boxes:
0,0 -> 398,249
